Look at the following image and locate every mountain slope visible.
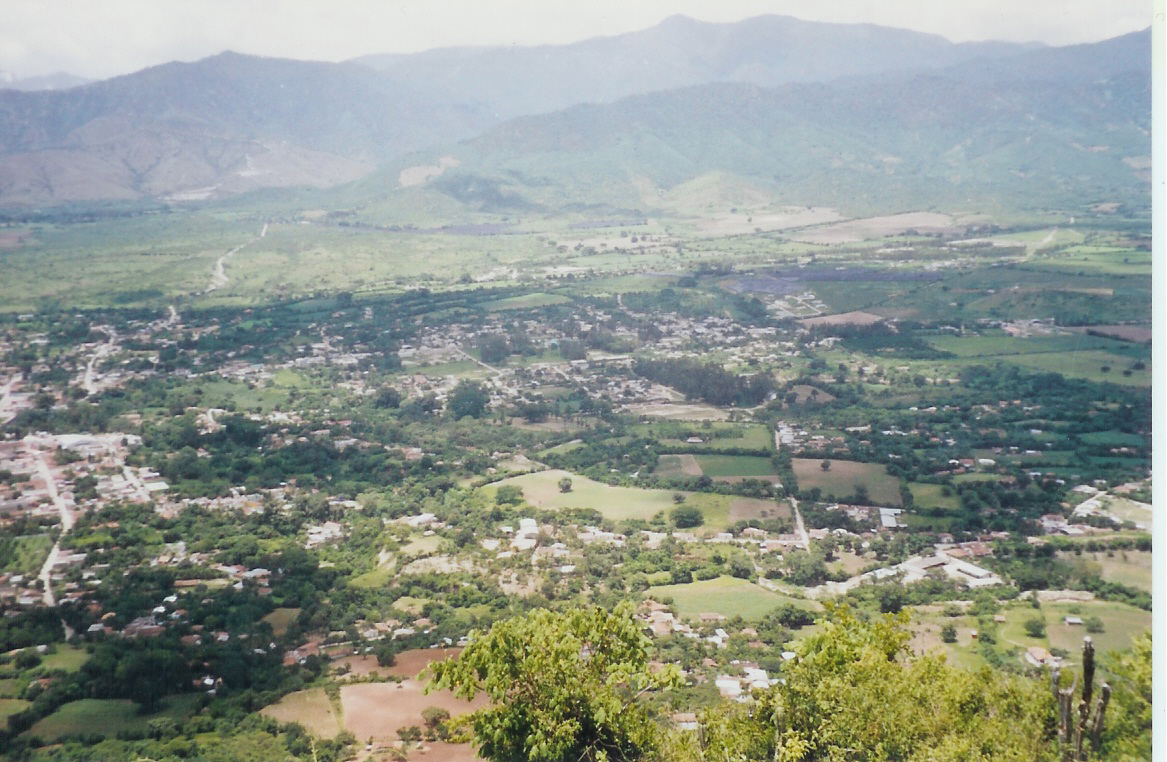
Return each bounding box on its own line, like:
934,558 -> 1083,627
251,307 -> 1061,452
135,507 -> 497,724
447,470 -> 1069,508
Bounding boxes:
355,14 -> 1038,119
371,31 -> 1150,217
0,53 -> 493,205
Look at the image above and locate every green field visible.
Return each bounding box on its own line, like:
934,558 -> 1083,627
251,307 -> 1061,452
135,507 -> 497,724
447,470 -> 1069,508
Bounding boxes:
481,469 -> 732,529
907,483 -> 960,511
926,334 -> 1150,387
2,534 -> 53,576
692,455 -> 776,478
997,600 -> 1151,661
261,608 -> 301,637
0,698 -> 31,720
484,292 -> 572,310
38,646 -> 91,673
1057,550 -> 1152,592
791,459 -> 902,506
24,695 -> 201,741
647,576 -> 817,620
628,423 -> 773,452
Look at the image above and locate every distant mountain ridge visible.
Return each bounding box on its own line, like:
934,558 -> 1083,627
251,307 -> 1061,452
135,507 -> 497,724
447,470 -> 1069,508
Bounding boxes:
0,15 -> 1150,209
354,14 -> 1041,119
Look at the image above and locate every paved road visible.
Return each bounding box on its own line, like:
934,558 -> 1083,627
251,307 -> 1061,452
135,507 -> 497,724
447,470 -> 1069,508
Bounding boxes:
33,448 -> 74,608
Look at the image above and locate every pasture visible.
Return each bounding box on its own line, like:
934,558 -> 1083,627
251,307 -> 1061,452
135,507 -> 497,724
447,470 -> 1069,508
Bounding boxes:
791,459 -> 902,506
24,695 -> 201,742
647,575 -> 817,620
481,469 -> 734,529
692,455 -> 776,479
1056,550 -> 1152,592
261,607 -> 301,637
997,600 -> 1150,660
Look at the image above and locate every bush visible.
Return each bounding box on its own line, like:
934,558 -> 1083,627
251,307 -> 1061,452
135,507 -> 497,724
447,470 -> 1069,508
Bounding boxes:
1023,617 -> 1047,639
671,504 -> 704,528
940,623 -> 957,643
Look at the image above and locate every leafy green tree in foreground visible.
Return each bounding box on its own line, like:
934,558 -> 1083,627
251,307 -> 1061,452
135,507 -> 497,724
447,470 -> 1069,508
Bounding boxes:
427,603 -> 679,762
696,605 -> 1058,762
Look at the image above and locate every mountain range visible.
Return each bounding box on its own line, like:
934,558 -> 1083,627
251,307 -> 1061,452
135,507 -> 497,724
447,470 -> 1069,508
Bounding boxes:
0,15 -> 1150,213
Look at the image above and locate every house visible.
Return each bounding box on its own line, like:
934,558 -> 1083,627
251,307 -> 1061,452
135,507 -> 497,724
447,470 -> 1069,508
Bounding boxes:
1025,646 -> 1055,668
1064,616 -> 1084,626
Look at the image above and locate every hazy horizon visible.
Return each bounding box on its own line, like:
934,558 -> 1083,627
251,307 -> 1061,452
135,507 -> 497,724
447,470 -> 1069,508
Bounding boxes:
0,0 -> 1152,81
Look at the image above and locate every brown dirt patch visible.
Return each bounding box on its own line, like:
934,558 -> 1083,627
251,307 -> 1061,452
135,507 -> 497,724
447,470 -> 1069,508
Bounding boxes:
385,648 -> 463,680
788,385 -> 835,404
728,497 -> 790,522
340,681 -> 487,742
402,741 -> 481,762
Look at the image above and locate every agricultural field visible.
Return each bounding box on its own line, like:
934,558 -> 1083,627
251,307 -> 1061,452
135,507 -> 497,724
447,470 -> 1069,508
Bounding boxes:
481,469 -> 736,528
906,483 -> 960,511
691,455 -> 776,479
1056,550 -> 1152,592
23,695 -> 202,742
339,679 -> 486,742
791,459 -> 902,506
647,576 -> 818,621
261,688 -> 342,739
261,608 -> 302,637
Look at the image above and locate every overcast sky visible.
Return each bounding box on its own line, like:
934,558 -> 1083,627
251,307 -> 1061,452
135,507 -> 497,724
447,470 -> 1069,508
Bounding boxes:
0,0 -> 1153,80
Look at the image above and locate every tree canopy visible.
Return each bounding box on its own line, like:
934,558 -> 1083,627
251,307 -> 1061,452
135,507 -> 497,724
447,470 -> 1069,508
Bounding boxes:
427,604 -> 678,762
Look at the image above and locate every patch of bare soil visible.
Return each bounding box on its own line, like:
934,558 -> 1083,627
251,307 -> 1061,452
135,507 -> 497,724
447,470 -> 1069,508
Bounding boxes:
341,681 -> 488,742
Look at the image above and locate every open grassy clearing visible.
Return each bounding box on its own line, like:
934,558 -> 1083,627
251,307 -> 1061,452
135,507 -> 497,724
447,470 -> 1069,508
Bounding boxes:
692,455 -> 776,478
628,423 -> 773,451
2,534 -> 52,576
483,292 -> 571,310
655,454 -> 703,478
907,483 -> 960,511
791,459 -> 902,506
261,688 -> 342,738
480,470 -> 733,529
926,333 -> 1141,358
1056,550 -> 1151,592
1007,350 -> 1150,386
993,600 -> 1150,663
24,695 -> 201,742
624,402 -> 732,421
261,607 -> 301,637
38,646 -> 90,673
647,576 -> 817,621
0,698 -> 31,720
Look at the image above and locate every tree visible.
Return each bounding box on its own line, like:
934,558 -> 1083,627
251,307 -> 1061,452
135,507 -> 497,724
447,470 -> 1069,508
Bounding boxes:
940,623 -> 958,643
495,485 -> 524,505
448,380 -> 490,419
558,477 -> 573,493
670,504 -> 703,528
477,334 -> 511,364
1024,616 -> 1048,639
427,605 -> 678,762
697,605 -> 1057,762
821,459 -> 832,471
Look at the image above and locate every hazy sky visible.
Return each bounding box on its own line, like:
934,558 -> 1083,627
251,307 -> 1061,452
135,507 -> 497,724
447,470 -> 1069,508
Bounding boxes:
0,0 -> 1153,80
